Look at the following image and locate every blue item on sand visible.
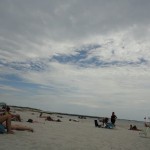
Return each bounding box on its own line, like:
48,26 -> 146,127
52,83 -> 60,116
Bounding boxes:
105,123 -> 114,129
0,124 -> 6,134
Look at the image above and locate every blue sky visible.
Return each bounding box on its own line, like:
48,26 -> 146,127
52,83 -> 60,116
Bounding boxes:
0,0 -> 150,121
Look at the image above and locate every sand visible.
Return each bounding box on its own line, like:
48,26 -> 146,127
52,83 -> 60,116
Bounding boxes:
0,108 -> 150,150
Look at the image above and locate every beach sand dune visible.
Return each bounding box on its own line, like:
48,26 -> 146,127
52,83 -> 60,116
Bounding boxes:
0,109 -> 150,150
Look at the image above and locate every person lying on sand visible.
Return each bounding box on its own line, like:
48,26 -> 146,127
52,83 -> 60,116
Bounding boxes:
39,113 -> 61,122
69,119 -> 79,122
46,116 -> 61,122
129,124 -> 142,131
0,114 -> 14,134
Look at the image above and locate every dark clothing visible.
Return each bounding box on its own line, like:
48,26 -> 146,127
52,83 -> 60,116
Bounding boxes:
111,115 -> 117,125
103,118 -> 109,124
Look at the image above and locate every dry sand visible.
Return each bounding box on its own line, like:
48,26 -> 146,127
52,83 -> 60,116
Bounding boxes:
0,108 -> 150,150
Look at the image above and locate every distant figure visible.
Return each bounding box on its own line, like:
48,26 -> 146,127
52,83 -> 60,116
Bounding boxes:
46,116 -> 61,122
69,119 -> 79,122
111,112 -> 117,125
129,124 -> 141,131
39,113 -> 61,122
100,117 -> 109,127
144,122 -> 150,128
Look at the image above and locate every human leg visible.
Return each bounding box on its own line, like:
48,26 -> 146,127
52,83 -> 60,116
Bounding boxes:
11,124 -> 33,132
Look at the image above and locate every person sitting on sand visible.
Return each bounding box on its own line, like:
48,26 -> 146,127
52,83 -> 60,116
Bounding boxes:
99,117 -> 109,127
69,119 -> 79,122
129,124 -> 141,131
3,106 -> 21,122
103,117 -> 109,126
0,114 -> 14,134
144,122 -> 150,127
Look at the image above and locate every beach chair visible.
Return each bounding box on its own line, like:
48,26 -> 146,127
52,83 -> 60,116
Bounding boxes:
94,120 -> 101,128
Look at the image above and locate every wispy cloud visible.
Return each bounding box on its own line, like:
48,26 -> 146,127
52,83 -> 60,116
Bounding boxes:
0,0 -> 150,120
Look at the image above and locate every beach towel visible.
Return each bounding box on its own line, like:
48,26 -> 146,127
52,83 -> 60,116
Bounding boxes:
105,123 -> 114,129
0,124 -> 6,134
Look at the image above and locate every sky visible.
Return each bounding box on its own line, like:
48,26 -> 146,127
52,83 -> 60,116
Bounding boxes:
0,0 -> 150,121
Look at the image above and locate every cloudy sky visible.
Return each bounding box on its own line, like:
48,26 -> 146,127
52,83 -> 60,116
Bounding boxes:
0,0 -> 150,121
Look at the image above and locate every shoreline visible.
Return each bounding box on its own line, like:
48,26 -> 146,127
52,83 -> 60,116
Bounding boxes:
10,105 -> 144,123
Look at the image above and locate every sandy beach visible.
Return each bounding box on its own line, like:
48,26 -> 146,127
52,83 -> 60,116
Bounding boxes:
0,107 -> 150,150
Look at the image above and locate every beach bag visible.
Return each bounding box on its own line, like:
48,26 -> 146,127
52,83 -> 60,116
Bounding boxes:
0,124 -> 6,134
27,119 -> 33,123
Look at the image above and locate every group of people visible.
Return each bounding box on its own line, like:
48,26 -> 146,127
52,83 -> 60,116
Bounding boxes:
1,105 -> 149,134
0,105 -> 64,134
98,112 -> 117,128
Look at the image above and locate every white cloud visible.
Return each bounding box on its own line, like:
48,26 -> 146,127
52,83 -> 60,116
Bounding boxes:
0,0 -> 150,120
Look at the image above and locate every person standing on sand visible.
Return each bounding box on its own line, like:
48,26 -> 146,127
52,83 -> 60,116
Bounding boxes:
111,112 -> 117,125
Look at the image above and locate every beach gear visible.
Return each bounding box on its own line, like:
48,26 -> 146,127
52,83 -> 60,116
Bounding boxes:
0,124 -> 6,134
105,123 -> 115,129
94,120 -> 101,127
27,119 -> 33,123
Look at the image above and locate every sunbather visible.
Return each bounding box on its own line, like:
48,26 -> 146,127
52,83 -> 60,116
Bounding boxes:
0,114 -> 14,134
129,124 -> 141,131
39,113 -> 61,122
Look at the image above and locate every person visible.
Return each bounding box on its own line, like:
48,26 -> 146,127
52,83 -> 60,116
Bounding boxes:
46,116 -> 61,122
111,112 -> 117,125
99,117 -> 109,127
0,114 -> 14,134
4,106 -> 21,122
144,122 -> 150,127
39,113 -> 61,122
129,124 -> 141,131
